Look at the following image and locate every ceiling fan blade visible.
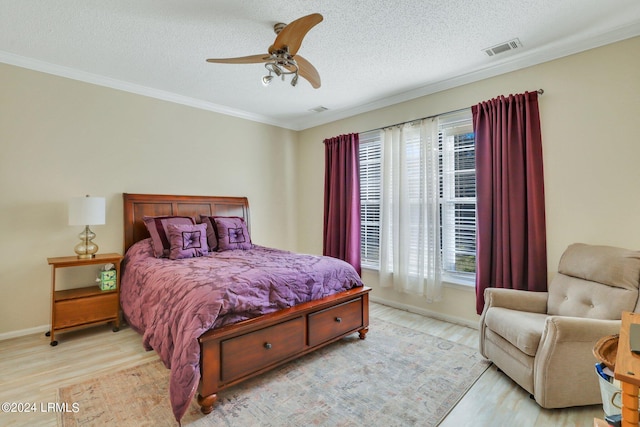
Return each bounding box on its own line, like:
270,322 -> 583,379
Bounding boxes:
294,55 -> 321,89
269,13 -> 323,56
206,54 -> 271,64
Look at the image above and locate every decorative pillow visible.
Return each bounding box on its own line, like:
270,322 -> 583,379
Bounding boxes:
199,215 -> 219,251
213,216 -> 252,251
166,223 -> 209,260
142,216 -> 195,258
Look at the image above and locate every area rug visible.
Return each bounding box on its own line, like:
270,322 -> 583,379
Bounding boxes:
59,318 -> 489,427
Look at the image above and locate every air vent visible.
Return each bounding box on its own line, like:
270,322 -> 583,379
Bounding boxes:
309,106 -> 328,113
483,38 -> 522,57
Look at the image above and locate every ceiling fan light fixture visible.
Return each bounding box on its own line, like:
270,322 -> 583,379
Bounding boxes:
272,64 -> 283,77
263,52 -> 300,86
262,74 -> 273,86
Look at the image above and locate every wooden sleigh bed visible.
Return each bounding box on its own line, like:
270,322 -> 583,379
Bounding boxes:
122,193 -> 370,416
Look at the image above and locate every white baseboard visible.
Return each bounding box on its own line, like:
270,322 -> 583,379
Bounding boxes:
0,324 -> 49,341
370,295 -> 479,330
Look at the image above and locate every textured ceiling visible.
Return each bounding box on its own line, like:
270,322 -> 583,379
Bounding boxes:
1,0 -> 640,130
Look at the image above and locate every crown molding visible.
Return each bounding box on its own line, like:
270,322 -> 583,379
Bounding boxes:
291,21 -> 640,130
0,51 -> 294,130
2,19 -> 639,132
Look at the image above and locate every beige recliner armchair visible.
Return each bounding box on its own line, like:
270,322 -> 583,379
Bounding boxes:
479,243 -> 640,408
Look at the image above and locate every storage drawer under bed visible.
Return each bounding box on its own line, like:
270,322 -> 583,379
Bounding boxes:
220,316 -> 305,383
307,298 -> 363,347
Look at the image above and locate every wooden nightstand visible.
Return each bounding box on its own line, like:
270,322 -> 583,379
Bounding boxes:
46,253 -> 124,346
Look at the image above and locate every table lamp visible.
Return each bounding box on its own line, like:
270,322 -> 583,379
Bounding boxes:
68,195 -> 105,259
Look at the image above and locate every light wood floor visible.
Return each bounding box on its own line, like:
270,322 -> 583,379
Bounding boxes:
0,302 -> 604,426
372,304 -> 604,427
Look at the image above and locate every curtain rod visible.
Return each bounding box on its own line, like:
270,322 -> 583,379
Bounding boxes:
363,88 -> 544,134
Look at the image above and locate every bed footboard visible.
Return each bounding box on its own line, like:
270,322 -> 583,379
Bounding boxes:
197,286 -> 370,413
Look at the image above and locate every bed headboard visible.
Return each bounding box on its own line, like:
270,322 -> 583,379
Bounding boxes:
122,193 -> 250,253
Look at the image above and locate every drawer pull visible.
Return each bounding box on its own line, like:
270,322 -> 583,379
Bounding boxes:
335,317 -> 342,323
264,342 -> 272,350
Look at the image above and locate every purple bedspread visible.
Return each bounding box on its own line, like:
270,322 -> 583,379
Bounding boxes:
120,238 -> 363,422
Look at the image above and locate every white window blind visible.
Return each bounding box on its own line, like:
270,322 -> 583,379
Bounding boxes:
359,130 -> 382,267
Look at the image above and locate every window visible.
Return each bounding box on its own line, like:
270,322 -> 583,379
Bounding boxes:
358,110 -> 476,285
438,112 -> 476,284
359,131 -> 382,268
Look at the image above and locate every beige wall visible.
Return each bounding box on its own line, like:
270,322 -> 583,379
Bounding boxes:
0,63 -> 298,335
296,36 -> 640,326
2,36 -> 639,336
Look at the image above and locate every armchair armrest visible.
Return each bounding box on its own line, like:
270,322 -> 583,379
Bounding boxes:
541,316 -> 620,343
533,316 -> 621,408
482,287 -> 548,314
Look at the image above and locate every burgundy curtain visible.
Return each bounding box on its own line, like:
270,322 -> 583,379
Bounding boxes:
473,91 -> 547,314
323,133 -> 361,275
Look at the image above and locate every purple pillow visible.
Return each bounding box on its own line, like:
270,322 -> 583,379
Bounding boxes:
142,216 -> 195,258
166,223 -> 209,260
213,216 -> 252,251
199,215 -> 219,251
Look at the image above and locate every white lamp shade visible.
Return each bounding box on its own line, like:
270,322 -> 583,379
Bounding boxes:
68,196 -> 106,226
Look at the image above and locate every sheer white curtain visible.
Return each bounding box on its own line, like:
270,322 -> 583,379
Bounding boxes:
379,119 -> 442,301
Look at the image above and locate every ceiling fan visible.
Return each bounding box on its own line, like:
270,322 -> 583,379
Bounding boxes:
206,13 -> 323,88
